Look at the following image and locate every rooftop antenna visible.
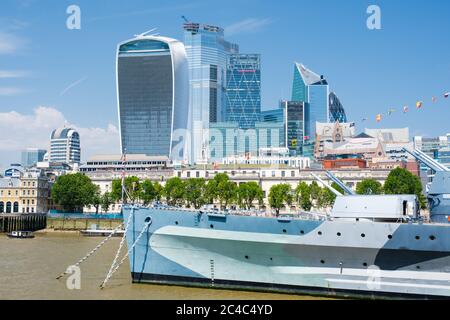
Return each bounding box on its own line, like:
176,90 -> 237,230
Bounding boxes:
134,28 -> 158,38
181,16 -> 190,23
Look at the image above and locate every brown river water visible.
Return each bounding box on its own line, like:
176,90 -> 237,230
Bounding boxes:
0,232 -> 327,300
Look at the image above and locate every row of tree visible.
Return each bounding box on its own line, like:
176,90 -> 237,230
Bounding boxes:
50,168 -> 426,213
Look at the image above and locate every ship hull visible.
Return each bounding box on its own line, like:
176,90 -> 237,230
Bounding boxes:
123,207 -> 450,299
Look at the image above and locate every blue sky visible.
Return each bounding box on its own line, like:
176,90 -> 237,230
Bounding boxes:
1,0 -> 449,168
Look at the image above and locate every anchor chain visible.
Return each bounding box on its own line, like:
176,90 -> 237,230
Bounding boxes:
56,223 -> 124,280
100,217 -> 152,288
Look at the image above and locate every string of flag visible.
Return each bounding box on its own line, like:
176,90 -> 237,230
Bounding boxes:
361,91 -> 449,123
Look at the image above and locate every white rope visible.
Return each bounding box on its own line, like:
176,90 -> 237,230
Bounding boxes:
100,209 -> 134,287
100,217 -> 152,288
56,223 -> 124,279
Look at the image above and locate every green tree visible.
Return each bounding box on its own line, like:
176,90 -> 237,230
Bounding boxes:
331,182 -> 345,195
384,167 -> 426,208
204,173 -> 238,209
184,178 -> 207,209
295,182 -> 312,211
111,176 -> 141,203
141,180 -> 159,205
309,181 -> 321,201
317,187 -> 337,209
164,177 -> 186,206
356,179 -> 383,195
91,185 -> 102,214
51,173 -> 98,213
101,192 -> 113,213
237,182 -> 264,209
269,184 -> 293,215
153,182 -> 163,202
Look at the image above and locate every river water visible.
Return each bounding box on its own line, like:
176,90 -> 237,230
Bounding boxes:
0,232 -> 325,300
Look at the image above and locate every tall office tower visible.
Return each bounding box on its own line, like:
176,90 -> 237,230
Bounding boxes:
21,148 -> 47,168
281,101 -> 309,157
50,127 -> 81,164
291,63 -> 329,142
117,35 -> 190,163
329,92 -> 347,123
225,54 -> 261,129
183,22 -> 239,163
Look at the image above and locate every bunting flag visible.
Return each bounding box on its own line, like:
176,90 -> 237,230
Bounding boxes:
445,92 -> 449,98
416,101 -> 423,109
432,96 -> 438,103
388,108 -> 396,116
376,114 -> 382,122
403,106 -> 409,113
361,118 -> 368,122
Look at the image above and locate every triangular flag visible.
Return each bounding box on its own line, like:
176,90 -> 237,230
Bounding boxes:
403,106 -> 409,113
432,96 -> 437,103
361,118 -> 368,122
416,101 -> 423,109
445,92 -> 449,98
388,108 -> 396,115
376,114 -> 382,122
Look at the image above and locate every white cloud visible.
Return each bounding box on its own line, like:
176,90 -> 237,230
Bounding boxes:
0,70 -> 30,78
0,107 -> 120,166
225,18 -> 273,37
0,87 -> 28,96
0,32 -> 24,54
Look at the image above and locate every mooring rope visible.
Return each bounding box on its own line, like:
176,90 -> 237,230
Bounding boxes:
55,223 -> 124,280
100,209 -> 134,288
100,217 -> 152,289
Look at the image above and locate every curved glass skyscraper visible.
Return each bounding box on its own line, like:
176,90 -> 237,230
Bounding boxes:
117,35 -> 190,163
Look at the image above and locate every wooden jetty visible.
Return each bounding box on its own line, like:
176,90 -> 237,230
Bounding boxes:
0,214 -> 47,233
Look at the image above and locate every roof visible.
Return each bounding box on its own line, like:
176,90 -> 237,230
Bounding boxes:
0,178 -> 20,188
364,128 -> 410,143
51,127 -> 78,139
87,154 -> 169,162
353,132 -> 373,139
295,63 -> 327,85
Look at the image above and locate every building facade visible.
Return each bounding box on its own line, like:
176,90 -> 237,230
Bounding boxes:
50,128 -> 80,165
0,169 -> 50,214
117,35 -> 190,163
21,148 -> 47,168
183,22 -> 239,163
225,54 -> 261,129
208,121 -> 285,162
282,101 -> 309,157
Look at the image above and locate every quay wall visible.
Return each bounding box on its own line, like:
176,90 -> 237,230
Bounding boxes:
46,217 -> 122,231
0,214 -> 47,233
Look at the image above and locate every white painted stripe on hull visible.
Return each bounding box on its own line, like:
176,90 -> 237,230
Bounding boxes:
327,278 -> 450,291
272,266 -> 450,281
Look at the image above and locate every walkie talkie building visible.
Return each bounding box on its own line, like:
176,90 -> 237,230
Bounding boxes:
116,35 -> 190,163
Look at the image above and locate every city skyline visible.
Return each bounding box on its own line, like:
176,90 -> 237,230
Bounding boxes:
1,0 -> 450,168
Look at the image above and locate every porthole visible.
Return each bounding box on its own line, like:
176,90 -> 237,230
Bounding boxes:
245,255 -> 249,260
283,229 -> 287,233
429,235 -> 436,241
337,232 -> 341,237
363,263 -> 368,267
210,224 -> 214,229
416,265 -> 421,270
415,236 -> 420,240
361,233 -> 366,238
320,260 -> 325,264
144,217 -> 151,223
318,231 -> 322,236
175,221 -> 179,225
300,230 -> 305,235
388,235 -> 393,239
270,257 -> 273,261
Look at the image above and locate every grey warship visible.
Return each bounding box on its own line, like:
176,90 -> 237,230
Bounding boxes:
122,148 -> 450,299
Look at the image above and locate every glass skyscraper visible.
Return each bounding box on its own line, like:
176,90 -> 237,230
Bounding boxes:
21,148 -> 46,168
329,91 -> 347,123
291,63 -> 329,143
281,101 -> 309,157
117,35 -> 190,163
183,22 -> 238,163
225,54 -> 261,129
